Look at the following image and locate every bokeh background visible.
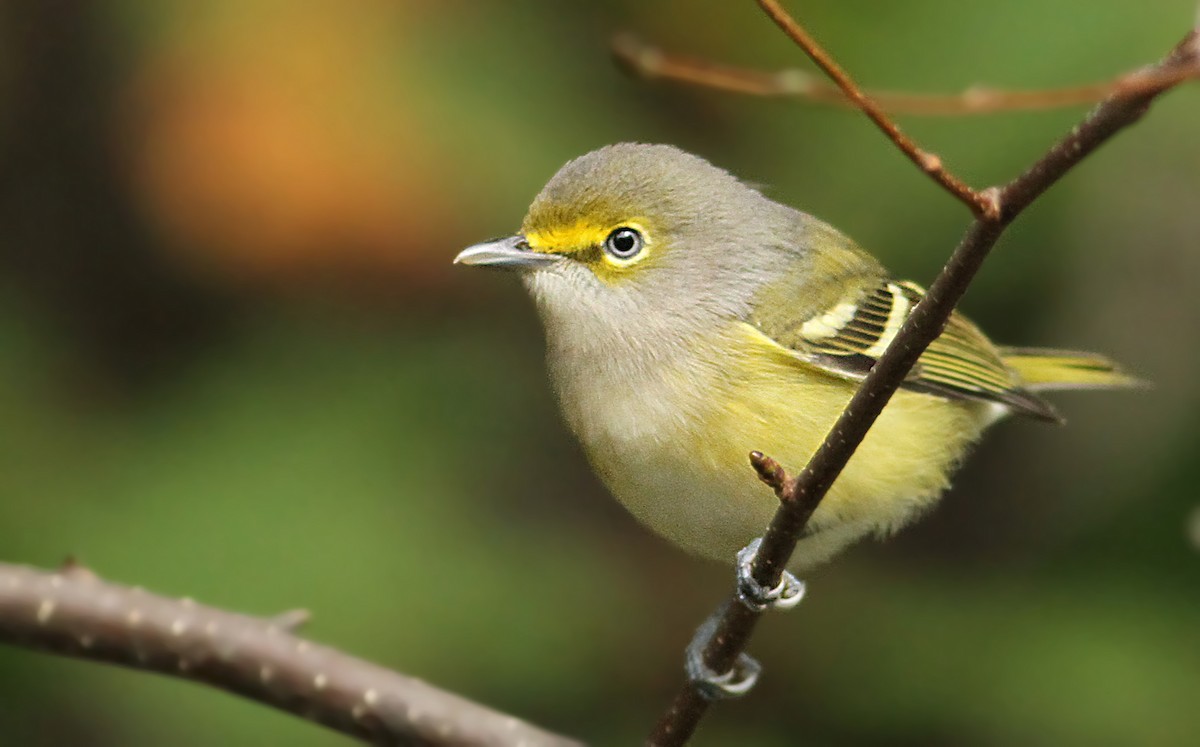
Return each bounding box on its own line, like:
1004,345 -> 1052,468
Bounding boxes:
1,1 -> 1197,745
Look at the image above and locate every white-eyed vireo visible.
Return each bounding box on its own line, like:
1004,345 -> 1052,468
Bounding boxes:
455,143 -> 1134,573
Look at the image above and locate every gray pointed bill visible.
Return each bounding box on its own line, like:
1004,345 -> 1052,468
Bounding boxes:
453,236 -> 561,270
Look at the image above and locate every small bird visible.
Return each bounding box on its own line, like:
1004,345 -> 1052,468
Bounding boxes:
456,143 -> 1134,574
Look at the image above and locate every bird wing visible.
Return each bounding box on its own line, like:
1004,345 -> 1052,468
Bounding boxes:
751,275 -> 1061,422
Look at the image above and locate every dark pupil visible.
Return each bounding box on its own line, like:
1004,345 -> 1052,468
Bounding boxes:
612,231 -> 636,254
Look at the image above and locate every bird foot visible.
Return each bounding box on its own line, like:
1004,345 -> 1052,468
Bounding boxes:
682,539 -> 807,699
735,537 -> 806,611
684,607 -> 762,700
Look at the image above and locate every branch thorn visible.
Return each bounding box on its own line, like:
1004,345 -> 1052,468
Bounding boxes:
270,608 -> 312,632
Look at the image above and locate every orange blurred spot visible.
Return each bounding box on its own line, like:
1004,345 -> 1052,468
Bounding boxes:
121,2 -> 465,296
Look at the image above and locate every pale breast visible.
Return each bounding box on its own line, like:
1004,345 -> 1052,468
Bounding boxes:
546,315 -> 993,570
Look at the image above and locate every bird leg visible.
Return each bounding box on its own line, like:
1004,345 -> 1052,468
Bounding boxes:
684,602 -> 762,699
735,537 -> 806,611
683,538 -> 807,699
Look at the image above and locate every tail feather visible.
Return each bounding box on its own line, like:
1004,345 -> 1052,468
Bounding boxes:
999,347 -> 1144,392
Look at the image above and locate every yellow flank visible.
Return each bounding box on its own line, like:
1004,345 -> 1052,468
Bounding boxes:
580,319 -> 992,571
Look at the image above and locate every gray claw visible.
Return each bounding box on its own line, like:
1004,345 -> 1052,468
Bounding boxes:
736,538 -> 806,611
684,608 -> 762,700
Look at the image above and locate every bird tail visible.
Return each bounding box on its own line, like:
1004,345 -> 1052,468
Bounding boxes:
999,347 -> 1143,392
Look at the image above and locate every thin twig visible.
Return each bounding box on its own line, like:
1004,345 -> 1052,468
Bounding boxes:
756,0 -> 998,218
0,561 -> 581,747
647,25 -> 1199,747
612,33 -> 1200,115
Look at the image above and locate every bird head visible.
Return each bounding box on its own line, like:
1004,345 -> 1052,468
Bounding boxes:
462,144 -> 809,327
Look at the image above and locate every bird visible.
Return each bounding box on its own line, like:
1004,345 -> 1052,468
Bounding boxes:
455,142 -> 1135,577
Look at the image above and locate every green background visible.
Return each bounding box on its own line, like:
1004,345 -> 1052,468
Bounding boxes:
1,1 -> 1197,744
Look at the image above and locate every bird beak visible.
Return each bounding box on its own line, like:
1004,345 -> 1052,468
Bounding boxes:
453,236 -> 561,270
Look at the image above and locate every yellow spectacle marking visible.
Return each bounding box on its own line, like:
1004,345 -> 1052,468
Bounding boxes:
524,218 -> 655,275
524,223 -> 610,255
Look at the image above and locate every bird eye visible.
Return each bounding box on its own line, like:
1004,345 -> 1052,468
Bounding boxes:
604,227 -> 644,260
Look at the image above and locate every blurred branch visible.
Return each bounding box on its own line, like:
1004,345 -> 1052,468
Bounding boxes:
617,0 -> 1200,219
646,8 -> 1200,746
0,561 -> 581,747
613,36 -> 1200,115
757,0 -> 987,217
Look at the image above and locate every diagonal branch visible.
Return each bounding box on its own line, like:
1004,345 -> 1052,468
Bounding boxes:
755,0 -> 999,218
647,21 -> 1199,747
0,561 -> 581,747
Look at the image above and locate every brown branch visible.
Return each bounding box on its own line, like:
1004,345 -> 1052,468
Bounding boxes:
755,0 -> 998,218
0,561 -> 581,747
647,23 -> 1199,747
612,33 -> 1200,115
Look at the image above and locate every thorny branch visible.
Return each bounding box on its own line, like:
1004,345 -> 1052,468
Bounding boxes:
0,561 -> 580,747
646,9 -> 1200,747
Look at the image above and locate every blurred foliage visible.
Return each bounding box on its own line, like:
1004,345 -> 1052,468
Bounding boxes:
0,1 -> 1197,745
